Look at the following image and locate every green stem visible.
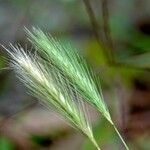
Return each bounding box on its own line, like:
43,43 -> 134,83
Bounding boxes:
113,125 -> 129,150
91,138 -> 101,150
86,132 -> 101,150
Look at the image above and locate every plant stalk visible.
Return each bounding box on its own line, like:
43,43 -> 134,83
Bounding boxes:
113,124 -> 129,150
82,0 -> 103,45
90,138 -> 101,150
100,0 -> 114,64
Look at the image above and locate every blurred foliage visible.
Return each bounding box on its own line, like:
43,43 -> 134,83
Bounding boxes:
0,136 -> 15,150
31,134 -> 53,147
0,56 -> 6,69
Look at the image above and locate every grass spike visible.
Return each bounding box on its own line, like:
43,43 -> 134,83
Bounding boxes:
26,27 -> 112,123
4,44 -> 100,150
25,27 -> 129,149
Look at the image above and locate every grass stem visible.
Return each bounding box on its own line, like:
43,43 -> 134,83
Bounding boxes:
91,138 -> 101,150
113,125 -> 129,150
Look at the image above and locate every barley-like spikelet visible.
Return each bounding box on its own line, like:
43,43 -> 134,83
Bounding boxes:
26,28 -> 112,124
26,28 -> 129,150
5,45 -> 100,150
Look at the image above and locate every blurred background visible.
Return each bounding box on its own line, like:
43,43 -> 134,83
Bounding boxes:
0,0 -> 150,149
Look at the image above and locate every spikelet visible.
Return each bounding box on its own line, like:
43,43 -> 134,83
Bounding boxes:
5,44 -> 100,150
26,28 -> 129,150
26,28 -> 112,124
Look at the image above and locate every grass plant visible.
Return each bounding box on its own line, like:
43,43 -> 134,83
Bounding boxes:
4,44 -> 100,150
25,28 -> 129,150
4,27 -> 130,149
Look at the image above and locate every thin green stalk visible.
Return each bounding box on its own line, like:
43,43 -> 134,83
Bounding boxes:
91,138 -> 101,150
85,130 -> 101,150
113,125 -> 129,150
